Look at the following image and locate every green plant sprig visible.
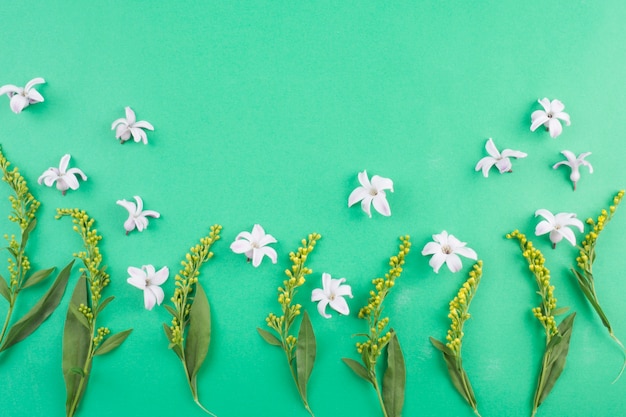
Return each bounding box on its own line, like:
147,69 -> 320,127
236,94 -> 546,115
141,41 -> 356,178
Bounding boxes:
0,147 -> 71,353
342,235 -> 411,417
508,230 -> 575,417
572,190 -> 626,380
163,224 -> 222,416
257,233 -> 321,417
57,208 -> 132,417
430,261 -> 483,417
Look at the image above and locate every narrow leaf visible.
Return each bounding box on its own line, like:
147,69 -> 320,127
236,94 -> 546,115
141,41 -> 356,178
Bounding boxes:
63,277 -> 92,416
383,331 -> 406,417
22,267 -> 55,289
342,358 -> 372,384
68,303 -> 90,330
162,323 -> 183,360
19,217 -> 37,252
537,313 -> 576,407
95,296 -> 115,315
184,282 -> 212,395
0,260 -> 73,352
70,367 -> 85,377
551,307 -> 569,317
163,304 -> 177,318
257,327 -> 281,346
296,311 -> 316,402
430,337 -> 473,405
0,275 -> 10,302
94,329 -> 132,356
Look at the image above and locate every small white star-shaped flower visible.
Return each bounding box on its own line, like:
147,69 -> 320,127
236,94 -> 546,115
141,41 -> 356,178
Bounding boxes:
37,154 -> 87,195
111,106 -> 154,144
421,231 -> 477,273
530,98 -> 571,138
475,138 -> 527,177
552,151 -> 593,191
535,209 -> 584,248
311,273 -> 353,319
348,170 -> 394,217
116,196 -> 160,235
0,77 -> 46,113
230,224 -> 278,267
127,265 -> 169,310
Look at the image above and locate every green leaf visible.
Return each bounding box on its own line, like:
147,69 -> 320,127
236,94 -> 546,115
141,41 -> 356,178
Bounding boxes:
430,337 -> 475,407
342,358 -> 372,384
0,260 -> 73,352
70,367 -> 85,377
257,327 -> 281,346
63,276 -> 92,416
68,302 -> 90,330
0,274 -> 10,302
536,313 -> 576,407
296,311 -> 316,402
162,323 -> 183,360
95,296 -> 115,316
184,282 -> 212,397
551,307 -> 569,317
19,217 -> 37,252
94,329 -> 132,356
163,304 -> 177,318
383,331 -> 406,417
22,267 -> 55,289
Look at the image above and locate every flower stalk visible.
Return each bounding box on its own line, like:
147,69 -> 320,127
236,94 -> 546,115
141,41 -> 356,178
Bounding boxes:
57,209 -> 132,417
259,233 -> 322,417
507,231 -> 575,417
430,261 -> 483,417
343,235 -> 411,417
572,190 -> 626,380
163,225 -> 222,416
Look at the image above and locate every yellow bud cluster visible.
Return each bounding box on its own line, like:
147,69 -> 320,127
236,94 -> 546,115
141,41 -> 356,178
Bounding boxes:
445,261 -> 482,356
0,148 -> 40,232
78,303 -> 94,323
93,327 -> 111,347
508,231 -> 559,336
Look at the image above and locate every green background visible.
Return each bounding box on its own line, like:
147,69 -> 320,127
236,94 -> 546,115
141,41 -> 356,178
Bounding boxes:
1,1 -> 626,416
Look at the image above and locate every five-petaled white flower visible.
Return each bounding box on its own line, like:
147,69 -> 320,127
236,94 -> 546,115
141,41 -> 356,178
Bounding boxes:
0,77 -> 46,114
475,138 -> 527,177
421,231 -> 478,273
116,196 -> 160,235
230,224 -> 278,267
348,170 -> 394,217
111,106 -> 154,144
37,154 -> 87,195
535,209 -> 584,248
127,265 -> 169,310
552,150 -> 593,191
311,272 -> 353,319
530,98 -> 571,138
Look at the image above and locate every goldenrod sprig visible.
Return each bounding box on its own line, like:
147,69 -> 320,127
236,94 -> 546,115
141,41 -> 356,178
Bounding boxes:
258,233 -> 321,417
0,147 -> 71,354
430,261 -> 483,417
163,225 -> 221,416
343,235 -> 411,417
572,190 -> 626,380
57,209 -> 132,417
508,231 -> 576,417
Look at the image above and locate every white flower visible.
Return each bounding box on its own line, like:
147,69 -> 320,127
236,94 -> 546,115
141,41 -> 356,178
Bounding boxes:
37,154 -> 87,195
0,77 -> 45,114
230,224 -> 277,267
475,138 -> 527,177
116,196 -> 160,235
127,265 -> 169,310
530,98 -> 571,138
348,170 -> 394,217
311,272 -> 353,319
111,106 -> 154,144
552,151 -> 593,191
535,209 -> 584,248
421,231 -> 477,273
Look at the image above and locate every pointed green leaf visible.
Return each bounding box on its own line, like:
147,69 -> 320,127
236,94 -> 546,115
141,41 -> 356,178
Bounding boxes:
0,274 -> 10,302
63,276 -> 92,416
296,311 -> 316,402
19,217 -> 37,252
430,337 -> 474,406
22,267 -> 55,289
537,313 -> 576,407
95,296 -> 115,316
162,323 -> 183,360
0,260 -> 73,352
184,282 -> 211,395
551,307 -> 569,317
70,367 -> 85,377
342,358 -> 373,384
93,329 -> 132,356
383,331 -> 406,417
163,304 -> 177,318
68,302 -> 90,329
257,327 -> 281,346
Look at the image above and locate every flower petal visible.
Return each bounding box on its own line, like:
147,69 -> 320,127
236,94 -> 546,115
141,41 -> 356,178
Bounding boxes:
428,252 -> 447,273
530,111 -> 549,131
25,77 -> 45,91
124,216 -> 136,232
455,246 -> 477,260
230,239 -> 252,254
133,120 -> 154,131
421,241 -> 441,256
348,187 -> 368,207
61,173 -> 80,190
316,298 -> 331,319
372,194 -> 391,217
10,95 -> 29,113
66,168 -> 87,181
311,288 -> 325,302
371,175 -> 393,192
27,89 -> 44,103
360,195 -> 374,218
0,84 -> 19,96
484,138 -> 500,158
495,157 -> 512,173
535,220 -> 553,236
548,118 -> 563,138
152,267 -> 169,285
534,209 -> 555,223
143,287 -> 157,310
445,253 -> 463,273
125,106 -> 136,124
357,170 -> 371,188
475,157 -> 495,177
149,285 -> 165,307
329,296 -> 350,316
117,199 -> 136,214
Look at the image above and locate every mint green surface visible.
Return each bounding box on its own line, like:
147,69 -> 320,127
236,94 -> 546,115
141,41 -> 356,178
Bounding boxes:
2,1 -> 626,416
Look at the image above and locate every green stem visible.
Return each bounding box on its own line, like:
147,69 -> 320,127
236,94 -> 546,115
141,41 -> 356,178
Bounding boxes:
67,338 -> 94,417
0,299 -> 14,344
372,374 -> 389,417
